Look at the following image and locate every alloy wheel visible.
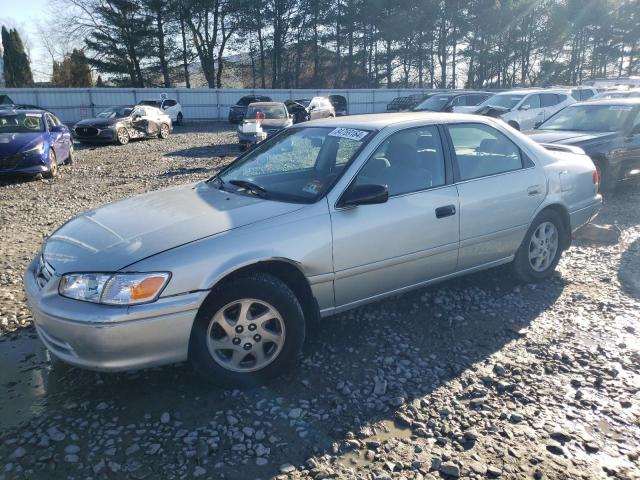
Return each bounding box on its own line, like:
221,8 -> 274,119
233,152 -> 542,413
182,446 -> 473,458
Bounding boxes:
206,298 -> 286,373
528,221 -> 558,272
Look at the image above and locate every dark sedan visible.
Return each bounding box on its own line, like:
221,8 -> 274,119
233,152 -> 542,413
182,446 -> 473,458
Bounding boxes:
228,95 -> 272,124
73,105 -> 172,145
413,91 -> 493,113
526,99 -> 640,191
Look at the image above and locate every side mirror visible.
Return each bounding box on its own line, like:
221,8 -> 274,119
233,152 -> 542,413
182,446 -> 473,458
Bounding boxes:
132,113 -> 141,119
310,105 -> 316,110
520,104 -> 531,111
443,105 -> 453,113
338,184 -> 388,208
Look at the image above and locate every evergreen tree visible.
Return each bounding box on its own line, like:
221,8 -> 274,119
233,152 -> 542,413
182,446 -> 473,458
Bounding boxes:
2,26 -> 34,87
51,49 -> 93,87
95,74 -> 106,87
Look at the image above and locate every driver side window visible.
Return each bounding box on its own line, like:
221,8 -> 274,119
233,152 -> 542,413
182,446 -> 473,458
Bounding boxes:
522,94 -> 541,109
354,126 -> 446,196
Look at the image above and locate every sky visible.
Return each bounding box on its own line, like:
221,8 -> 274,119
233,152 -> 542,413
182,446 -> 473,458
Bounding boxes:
0,0 -> 56,82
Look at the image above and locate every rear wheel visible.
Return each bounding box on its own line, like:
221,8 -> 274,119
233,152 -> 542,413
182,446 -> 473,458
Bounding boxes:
513,210 -> 565,283
116,127 -> 130,145
43,149 -> 58,179
189,272 -> 305,386
176,112 -> 183,126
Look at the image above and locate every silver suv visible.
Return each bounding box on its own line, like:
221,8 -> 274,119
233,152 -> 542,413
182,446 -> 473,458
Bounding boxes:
474,89 -> 575,130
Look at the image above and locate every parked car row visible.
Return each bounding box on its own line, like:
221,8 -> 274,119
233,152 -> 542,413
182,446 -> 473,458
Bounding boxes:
228,94 -> 347,124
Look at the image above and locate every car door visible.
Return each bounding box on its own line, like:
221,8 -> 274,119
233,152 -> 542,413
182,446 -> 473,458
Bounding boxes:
45,113 -> 69,160
518,94 -> 544,130
621,108 -> 640,174
329,125 -> 460,308
445,122 -> 547,270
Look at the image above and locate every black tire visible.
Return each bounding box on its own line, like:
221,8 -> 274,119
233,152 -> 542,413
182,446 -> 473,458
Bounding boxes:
513,209 -> 566,283
176,112 -> 183,126
159,123 -> 170,139
43,149 -> 58,179
189,272 -> 306,387
116,127 -> 130,145
594,159 -> 616,193
65,143 -> 75,165
507,121 -> 520,131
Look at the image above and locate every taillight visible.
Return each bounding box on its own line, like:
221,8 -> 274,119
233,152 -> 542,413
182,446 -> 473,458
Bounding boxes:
593,169 -> 600,185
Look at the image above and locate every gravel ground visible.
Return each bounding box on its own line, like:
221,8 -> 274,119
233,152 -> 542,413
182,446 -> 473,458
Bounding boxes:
0,124 -> 639,480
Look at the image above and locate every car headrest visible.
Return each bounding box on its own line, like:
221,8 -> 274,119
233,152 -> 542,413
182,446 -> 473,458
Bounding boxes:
416,135 -> 439,151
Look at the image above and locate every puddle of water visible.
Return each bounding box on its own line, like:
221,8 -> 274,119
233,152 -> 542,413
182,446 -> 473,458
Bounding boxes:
0,330 -> 52,430
335,419 -> 413,468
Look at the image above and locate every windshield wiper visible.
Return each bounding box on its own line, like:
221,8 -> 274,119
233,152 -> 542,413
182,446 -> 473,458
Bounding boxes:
229,179 -> 269,198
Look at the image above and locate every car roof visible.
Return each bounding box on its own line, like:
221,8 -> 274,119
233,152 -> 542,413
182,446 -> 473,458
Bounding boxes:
294,112 -> 493,130
573,98 -> 640,106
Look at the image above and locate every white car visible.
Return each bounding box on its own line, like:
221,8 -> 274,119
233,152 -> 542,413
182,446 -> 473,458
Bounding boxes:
139,98 -> 183,125
472,89 -> 575,130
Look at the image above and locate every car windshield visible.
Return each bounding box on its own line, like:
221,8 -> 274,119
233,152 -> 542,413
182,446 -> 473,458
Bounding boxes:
245,105 -> 287,119
139,100 -> 161,108
481,94 -> 525,109
0,113 -> 44,133
214,126 -> 373,203
97,106 -> 133,118
295,99 -> 311,108
540,104 -> 634,132
413,95 -> 454,111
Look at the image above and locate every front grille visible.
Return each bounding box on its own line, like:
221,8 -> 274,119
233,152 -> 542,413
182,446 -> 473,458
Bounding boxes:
0,153 -> 21,170
75,126 -> 99,137
35,255 -> 55,289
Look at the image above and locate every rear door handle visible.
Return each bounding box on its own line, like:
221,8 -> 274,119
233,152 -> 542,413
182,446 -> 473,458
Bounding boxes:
435,204 -> 456,218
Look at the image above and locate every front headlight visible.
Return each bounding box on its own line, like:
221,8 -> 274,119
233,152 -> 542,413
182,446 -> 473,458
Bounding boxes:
20,142 -> 45,158
59,272 -> 170,305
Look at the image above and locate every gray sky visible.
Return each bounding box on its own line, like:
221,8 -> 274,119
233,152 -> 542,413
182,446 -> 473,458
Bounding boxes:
1,0 -> 57,82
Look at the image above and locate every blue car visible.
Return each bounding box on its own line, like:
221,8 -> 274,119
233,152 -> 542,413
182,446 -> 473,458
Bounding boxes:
0,109 -> 74,178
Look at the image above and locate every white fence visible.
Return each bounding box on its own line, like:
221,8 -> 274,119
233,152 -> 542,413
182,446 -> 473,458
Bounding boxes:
0,87 -> 439,123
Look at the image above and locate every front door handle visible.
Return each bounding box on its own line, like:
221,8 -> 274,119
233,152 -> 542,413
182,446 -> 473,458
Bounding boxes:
435,204 -> 456,218
527,185 -> 543,196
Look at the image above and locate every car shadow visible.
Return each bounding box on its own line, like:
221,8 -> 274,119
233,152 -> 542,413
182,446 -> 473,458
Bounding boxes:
618,237 -> 640,300
9,265 -> 566,479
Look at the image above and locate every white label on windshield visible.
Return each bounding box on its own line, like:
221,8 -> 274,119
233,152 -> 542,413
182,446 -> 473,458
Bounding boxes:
609,106 -> 632,111
328,127 -> 368,141
25,113 -> 41,117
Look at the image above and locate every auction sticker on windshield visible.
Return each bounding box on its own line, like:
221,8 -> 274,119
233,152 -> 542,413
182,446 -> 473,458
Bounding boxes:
609,106 -> 633,111
328,128 -> 369,141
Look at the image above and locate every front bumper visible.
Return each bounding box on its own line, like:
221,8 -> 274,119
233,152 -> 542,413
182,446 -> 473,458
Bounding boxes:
72,126 -> 116,142
0,152 -> 49,176
23,255 -> 208,371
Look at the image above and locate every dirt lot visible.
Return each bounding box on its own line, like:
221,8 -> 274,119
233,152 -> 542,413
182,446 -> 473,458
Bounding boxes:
0,124 -> 639,480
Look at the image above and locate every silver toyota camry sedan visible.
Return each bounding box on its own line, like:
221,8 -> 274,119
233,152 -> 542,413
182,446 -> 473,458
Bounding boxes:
24,113 -> 602,385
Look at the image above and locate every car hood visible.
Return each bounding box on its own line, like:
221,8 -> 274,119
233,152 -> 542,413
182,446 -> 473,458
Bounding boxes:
0,132 -> 45,156
75,117 -> 123,128
524,130 -> 617,145
42,182 -> 303,274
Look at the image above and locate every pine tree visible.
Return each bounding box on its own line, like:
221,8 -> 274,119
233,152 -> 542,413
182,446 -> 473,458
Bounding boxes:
2,26 -> 34,87
51,49 -> 93,87
95,75 -> 105,87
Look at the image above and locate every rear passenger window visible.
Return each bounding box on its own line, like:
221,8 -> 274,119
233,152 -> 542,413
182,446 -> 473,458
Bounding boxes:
448,124 -> 524,181
354,126 -> 446,196
541,94 -> 559,107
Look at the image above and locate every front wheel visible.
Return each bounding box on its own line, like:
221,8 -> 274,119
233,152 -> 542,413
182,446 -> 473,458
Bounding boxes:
176,112 -> 183,126
43,149 -> 58,179
65,143 -> 75,165
513,210 -> 565,283
159,123 -> 170,139
116,127 -> 130,145
189,273 -> 305,386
